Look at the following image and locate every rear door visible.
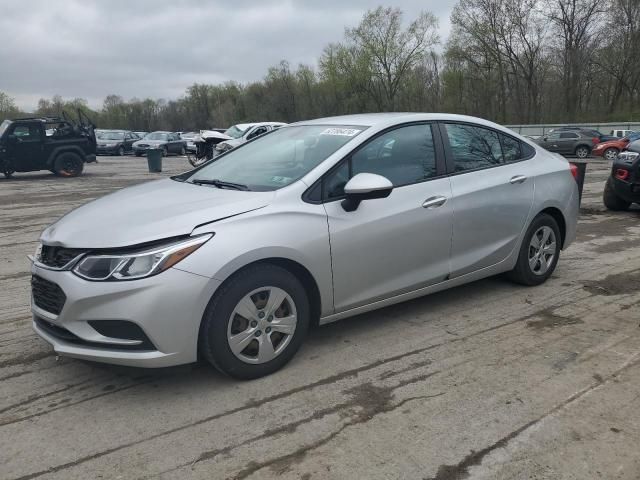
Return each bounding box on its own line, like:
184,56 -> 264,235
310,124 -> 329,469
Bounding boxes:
322,123 -> 453,312
441,123 -> 535,277
558,132 -> 579,153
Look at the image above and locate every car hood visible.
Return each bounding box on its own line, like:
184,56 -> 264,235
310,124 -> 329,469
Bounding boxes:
222,138 -> 243,148
594,139 -> 625,149
40,179 -> 275,248
133,139 -> 167,146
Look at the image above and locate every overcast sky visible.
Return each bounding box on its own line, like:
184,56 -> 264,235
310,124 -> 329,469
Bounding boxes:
0,1 -> 457,111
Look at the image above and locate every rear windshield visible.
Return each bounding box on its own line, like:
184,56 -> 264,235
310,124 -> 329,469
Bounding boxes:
146,132 -> 169,141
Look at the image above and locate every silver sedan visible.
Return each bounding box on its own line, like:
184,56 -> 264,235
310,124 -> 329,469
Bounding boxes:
31,113 -> 579,379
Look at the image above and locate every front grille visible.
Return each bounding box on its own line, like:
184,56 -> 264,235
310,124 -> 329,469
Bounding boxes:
32,275 -> 66,315
138,143 -> 149,148
39,245 -> 86,268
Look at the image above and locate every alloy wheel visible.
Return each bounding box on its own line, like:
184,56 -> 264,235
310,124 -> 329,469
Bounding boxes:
604,148 -> 618,161
576,147 -> 589,158
528,226 -> 556,276
227,286 -> 297,364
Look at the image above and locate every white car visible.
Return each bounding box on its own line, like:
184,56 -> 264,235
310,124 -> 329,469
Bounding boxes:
215,122 -> 286,154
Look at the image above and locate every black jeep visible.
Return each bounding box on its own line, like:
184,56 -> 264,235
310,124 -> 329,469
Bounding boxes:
0,111 -> 97,179
603,139 -> 640,210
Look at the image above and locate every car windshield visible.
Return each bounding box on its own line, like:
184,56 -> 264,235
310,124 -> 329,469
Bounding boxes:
97,131 -> 124,140
187,125 -> 366,191
0,120 -> 11,136
146,132 -> 169,141
224,125 -> 248,139
625,133 -> 640,142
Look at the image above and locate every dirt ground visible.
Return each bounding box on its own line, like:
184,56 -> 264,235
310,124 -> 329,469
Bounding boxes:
1,156 -> 639,480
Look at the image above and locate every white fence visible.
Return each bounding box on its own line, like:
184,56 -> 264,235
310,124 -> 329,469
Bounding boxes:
506,122 -> 640,137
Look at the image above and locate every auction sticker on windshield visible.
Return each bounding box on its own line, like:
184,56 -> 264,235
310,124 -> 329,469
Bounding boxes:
321,127 -> 362,136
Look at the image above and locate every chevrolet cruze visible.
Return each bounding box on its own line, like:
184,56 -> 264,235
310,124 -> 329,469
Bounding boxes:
31,114 -> 579,379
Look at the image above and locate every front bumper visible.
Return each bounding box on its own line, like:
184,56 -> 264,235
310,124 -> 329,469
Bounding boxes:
31,264 -> 220,368
96,146 -> 119,155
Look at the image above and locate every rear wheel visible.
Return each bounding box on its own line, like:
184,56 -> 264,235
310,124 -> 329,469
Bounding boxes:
603,178 -> 631,211
199,264 -> 310,379
135,152 -> 143,157
508,213 -> 561,286
53,152 -> 84,177
118,146 -> 125,156
603,148 -> 619,161
575,145 -> 590,159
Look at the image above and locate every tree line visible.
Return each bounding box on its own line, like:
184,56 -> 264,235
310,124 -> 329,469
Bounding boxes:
1,0 -> 639,131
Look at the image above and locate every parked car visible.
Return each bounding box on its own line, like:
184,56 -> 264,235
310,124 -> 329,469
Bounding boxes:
535,130 -> 598,158
0,112 -> 96,178
132,131 -> 186,156
30,113 -> 579,379
603,139 -> 640,210
592,132 -> 640,160
133,131 -> 148,139
547,126 -> 616,143
180,131 -> 199,153
215,122 -> 286,154
611,129 -> 637,138
96,130 -> 138,156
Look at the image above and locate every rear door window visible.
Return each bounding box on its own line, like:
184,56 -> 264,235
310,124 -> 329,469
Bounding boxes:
444,123 -> 503,172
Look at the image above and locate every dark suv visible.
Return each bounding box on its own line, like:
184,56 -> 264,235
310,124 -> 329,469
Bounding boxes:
603,139 -> 640,210
535,131 -> 598,158
0,113 -> 96,178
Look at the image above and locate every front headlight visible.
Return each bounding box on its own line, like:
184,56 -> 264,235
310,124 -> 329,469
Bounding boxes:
104,143 -> 117,147
34,243 -> 43,263
73,234 -> 212,281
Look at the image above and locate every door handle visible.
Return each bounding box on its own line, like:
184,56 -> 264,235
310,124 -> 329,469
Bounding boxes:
422,196 -> 447,209
510,175 -> 527,184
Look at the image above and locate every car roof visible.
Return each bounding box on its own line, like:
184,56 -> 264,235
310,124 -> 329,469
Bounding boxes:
290,113 -> 516,130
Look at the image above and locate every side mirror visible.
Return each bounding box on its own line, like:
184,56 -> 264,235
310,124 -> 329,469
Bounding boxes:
341,173 -> 393,212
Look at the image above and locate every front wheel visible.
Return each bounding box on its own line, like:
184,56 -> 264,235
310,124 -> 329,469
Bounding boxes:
199,264 -> 310,379
508,213 -> 561,286
603,178 -> 631,211
161,146 -> 168,157
53,152 -> 84,177
575,146 -> 590,159
603,148 -> 619,161
118,146 -> 125,156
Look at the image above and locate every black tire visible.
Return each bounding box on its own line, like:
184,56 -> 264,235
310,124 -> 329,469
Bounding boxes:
118,146 -> 125,156
3,171 -> 13,179
161,146 -> 168,157
603,148 -> 619,161
199,264 -> 310,379
574,145 -> 590,159
603,178 -> 631,211
180,145 -> 186,156
508,213 -> 561,286
135,152 -> 143,157
53,152 -> 84,177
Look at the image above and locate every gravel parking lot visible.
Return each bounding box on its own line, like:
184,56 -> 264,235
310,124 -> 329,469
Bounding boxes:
1,156 -> 639,480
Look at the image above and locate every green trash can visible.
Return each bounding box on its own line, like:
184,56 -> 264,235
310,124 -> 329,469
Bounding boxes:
146,148 -> 163,172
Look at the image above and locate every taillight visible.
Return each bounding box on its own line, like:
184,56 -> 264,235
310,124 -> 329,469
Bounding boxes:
615,168 -> 630,181
570,163 -> 579,180
592,137 -> 600,145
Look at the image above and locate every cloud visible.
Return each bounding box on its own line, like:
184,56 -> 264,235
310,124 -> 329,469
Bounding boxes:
0,0 -> 457,110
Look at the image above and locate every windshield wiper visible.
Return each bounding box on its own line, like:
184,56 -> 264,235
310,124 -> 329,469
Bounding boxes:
191,179 -> 250,191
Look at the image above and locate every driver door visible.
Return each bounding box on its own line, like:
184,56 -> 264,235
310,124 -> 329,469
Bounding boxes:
7,123 -> 44,170
322,123 -> 453,313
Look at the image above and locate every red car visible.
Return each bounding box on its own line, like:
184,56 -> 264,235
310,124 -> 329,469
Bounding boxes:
592,133 -> 640,160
